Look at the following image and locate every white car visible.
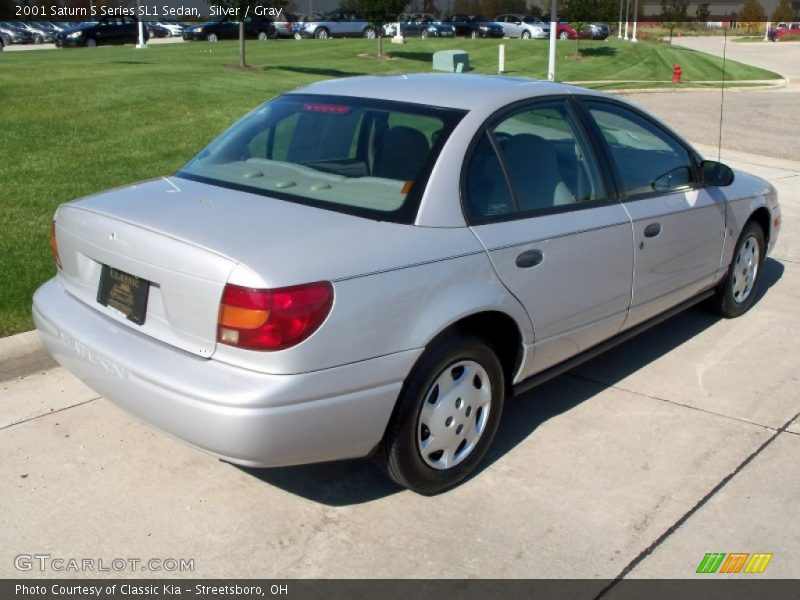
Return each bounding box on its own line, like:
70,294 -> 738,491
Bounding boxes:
154,21 -> 184,36
494,14 -> 550,38
35,74 -> 780,494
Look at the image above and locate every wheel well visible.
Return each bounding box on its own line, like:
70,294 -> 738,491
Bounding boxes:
433,312 -> 524,397
749,207 -> 771,247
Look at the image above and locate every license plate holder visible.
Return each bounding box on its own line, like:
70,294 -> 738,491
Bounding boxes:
97,265 -> 150,326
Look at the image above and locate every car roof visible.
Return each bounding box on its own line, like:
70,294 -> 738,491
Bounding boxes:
288,73 -> 602,111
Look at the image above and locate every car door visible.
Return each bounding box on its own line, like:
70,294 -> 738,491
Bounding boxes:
95,17 -> 119,44
581,99 -> 726,329
465,99 -> 634,377
505,16 -> 524,37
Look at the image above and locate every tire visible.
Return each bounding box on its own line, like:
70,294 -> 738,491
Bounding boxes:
559,30 -> 569,40
85,38 -> 97,48
315,27 -> 329,39
378,335 -> 505,494
363,26 -> 376,39
521,30 -> 531,39
421,28 -> 429,39
712,220 -> 766,318
34,34 -> 43,44
257,31 -> 268,41
206,33 -> 218,43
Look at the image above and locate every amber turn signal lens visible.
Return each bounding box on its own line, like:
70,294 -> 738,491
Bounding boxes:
219,304 -> 269,329
50,220 -> 62,269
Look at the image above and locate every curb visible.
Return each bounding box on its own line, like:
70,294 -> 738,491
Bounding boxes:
0,330 -> 57,383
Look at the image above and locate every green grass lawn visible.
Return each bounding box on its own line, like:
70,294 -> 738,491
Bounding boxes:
0,37 -> 780,336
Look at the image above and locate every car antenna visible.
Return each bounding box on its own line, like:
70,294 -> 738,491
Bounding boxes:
717,23 -> 728,162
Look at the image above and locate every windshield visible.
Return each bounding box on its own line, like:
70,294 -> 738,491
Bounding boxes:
178,94 -> 465,223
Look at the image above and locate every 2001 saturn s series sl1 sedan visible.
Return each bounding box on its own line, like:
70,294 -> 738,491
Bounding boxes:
34,74 -> 781,494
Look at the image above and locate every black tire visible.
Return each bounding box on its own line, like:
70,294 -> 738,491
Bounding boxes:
712,220 -> 766,318
421,28 -> 429,39
378,334 -> 505,494
257,31 -> 268,41
521,30 -> 531,39
34,34 -> 43,44
206,33 -> 218,43
85,37 -> 97,48
314,27 -> 329,39
559,30 -> 569,40
363,26 -> 376,39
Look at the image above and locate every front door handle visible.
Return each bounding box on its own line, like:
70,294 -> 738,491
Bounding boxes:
516,249 -> 544,269
644,222 -> 662,238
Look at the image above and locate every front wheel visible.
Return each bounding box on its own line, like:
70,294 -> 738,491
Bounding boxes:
559,30 -> 569,40
712,220 -> 766,318
421,28 -> 429,39
314,27 -> 329,39
206,33 -> 218,43
257,31 -> 268,41
521,30 -> 531,39
379,335 -> 505,494
85,37 -> 97,47
363,26 -> 376,39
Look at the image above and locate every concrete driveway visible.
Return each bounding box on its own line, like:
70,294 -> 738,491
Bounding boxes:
1,44 -> 799,579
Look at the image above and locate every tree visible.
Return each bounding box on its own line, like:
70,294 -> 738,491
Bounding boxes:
564,0 -> 618,23
354,0 -> 408,57
737,0 -> 766,34
660,0 -> 688,43
695,2 -> 710,22
207,0 -> 288,68
772,0 -> 794,23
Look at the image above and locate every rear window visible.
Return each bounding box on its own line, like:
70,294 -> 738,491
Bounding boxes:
178,94 -> 464,223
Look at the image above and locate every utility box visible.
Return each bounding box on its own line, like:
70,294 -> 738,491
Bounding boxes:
432,50 -> 469,73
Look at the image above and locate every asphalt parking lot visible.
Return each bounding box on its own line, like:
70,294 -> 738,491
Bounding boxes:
1,43 -> 799,581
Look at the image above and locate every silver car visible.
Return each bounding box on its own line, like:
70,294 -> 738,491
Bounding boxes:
34,75 -> 781,494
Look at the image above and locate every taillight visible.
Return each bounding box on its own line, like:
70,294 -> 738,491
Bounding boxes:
50,220 -> 61,269
217,282 -> 333,351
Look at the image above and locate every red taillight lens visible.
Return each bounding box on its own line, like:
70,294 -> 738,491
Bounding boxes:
50,220 -> 62,269
217,282 -> 333,351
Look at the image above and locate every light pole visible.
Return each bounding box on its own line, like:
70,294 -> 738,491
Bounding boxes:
547,0 -> 557,81
135,0 -> 147,48
624,0 -> 630,40
631,0 -> 638,41
618,0 -> 624,38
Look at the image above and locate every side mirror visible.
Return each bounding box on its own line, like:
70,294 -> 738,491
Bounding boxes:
701,160 -> 734,187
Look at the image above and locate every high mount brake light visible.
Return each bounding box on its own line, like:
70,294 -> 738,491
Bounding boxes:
302,103 -> 352,115
217,281 -> 333,351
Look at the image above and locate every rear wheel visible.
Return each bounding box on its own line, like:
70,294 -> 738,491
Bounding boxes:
315,27 -> 329,39
379,335 -> 505,494
559,30 -> 569,40
712,220 -> 766,318
257,31 -> 268,41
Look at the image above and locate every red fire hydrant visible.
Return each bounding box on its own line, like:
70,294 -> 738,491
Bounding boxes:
673,64 -> 682,84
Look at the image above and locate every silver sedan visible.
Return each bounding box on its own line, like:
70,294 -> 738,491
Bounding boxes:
34,75 -> 781,494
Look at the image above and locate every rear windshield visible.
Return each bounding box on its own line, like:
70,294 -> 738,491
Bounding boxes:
177,94 -> 465,223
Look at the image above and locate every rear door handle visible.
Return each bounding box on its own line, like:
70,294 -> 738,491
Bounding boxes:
516,249 -> 544,269
644,222 -> 662,238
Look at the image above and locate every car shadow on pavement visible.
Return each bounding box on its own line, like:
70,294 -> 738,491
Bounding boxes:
238,258 -> 784,506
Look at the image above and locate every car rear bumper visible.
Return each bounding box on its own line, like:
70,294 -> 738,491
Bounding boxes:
33,278 -> 421,468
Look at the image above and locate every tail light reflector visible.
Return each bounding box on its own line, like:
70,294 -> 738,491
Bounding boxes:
217,281 -> 333,351
50,220 -> 62,269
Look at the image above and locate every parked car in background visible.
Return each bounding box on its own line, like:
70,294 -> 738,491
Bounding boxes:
295,9 -> 376,39
34,74 -> 780,494
271,12 -> 299,38
580,23 -> 610,40
0,22 -> 35,44
493,14 -> 550,39
182,17 -> 276,42
441,14 -> 504,38
56,16 -> 147,47
383,15 -> 455,38
541,14 -> 578,39
146,22 -> 171,38
769,22 -> 800,41
9,20 -> 55,43
152,21 -> 184,36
